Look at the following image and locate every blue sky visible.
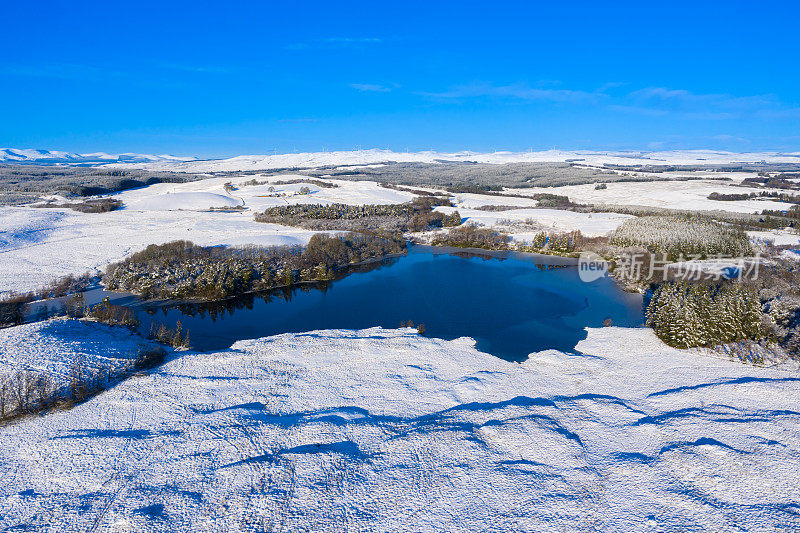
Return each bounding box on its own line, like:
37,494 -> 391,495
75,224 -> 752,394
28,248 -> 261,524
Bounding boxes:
2,1 -> 799,157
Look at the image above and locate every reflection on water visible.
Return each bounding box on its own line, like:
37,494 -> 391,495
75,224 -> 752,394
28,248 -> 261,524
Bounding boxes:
130,246 -> 643,361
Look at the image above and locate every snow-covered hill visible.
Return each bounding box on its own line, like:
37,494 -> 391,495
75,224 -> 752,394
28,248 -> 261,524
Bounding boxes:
4,146 -> 800,171
107,148 -> 800,173
0,322 -> 797,531
0,148 -> 196,165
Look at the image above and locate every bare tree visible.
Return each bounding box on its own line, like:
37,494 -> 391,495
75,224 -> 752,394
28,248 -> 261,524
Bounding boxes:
0,374 -> 9,418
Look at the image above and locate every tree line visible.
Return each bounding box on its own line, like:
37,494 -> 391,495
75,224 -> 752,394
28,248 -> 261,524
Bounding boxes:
104,232 -> 407,301
254,196 -> 454,232
0,344 -> 166,423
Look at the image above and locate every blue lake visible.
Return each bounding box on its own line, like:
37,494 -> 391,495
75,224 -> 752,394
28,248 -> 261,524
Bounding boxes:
127,246 -> 644,362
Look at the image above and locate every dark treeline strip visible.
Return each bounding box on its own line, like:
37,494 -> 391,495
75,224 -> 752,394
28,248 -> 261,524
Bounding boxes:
104,232 -> 407,301
742,176 -> 800,191
257,202 -> 416,221
758,192 -> 800,204
254,196 -> 453,232
709,191 -> 800,204
517,231 -> 586,255
0,164 -> 203,205
379,182 -> 451,197
229,178 -> 339,190
762,206 -> 800,220
32,198 -> 123,213
271,178 -> 339,188
471,205 -> 522,212
431,225 -> 589,255
708,192 -> 755,201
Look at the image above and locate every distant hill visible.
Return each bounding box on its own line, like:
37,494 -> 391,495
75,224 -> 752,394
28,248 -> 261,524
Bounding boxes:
0,148 -> 197,166
3,147 -> 800,172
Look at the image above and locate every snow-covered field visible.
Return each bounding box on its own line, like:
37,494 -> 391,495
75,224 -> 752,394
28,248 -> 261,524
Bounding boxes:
3,166 -> 798,295
509,179 -> 799,214
0,323 -> 797,531
117,173 -> 413,212
437,205 -> 634,237
749,230 -> 800,247
0,318 -> 152,388
0,176 -> 415,295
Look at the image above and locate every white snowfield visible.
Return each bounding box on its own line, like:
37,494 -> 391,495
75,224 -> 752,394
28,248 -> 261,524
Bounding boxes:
2,168 -> 797,295
0,323 -> 797,531
102,148 -> 800,173
509,179 -> 800,215
0,176 -> 416,295
118,173 -> 413,212
749,230 -> 800,247
437,205 -> 634,237
0,318 -> 151,388
125,192 -> 242,211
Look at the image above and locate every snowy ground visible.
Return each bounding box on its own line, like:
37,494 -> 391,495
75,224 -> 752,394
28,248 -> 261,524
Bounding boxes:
0,318 -> 152,388
117,173 -> 413,212
749,230 -> 800,247
0,176 -> 415,295
0,324 -> 797,531
507,179 -> 799,214
2,152 -> 800,530
437,205 -> 634,237
3,169 -> 797,295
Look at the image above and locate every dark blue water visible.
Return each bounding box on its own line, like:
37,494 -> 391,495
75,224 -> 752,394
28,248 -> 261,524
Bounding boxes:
129,246 -> 644,361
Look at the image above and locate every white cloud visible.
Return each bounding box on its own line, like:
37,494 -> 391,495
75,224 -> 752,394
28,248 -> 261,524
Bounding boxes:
323,37 -> 383,43
624,87 -> 784,119
0,63 -> 121,80
710,134 -> 751,144
349,83 -> 392,93
417,82 -> 604,103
